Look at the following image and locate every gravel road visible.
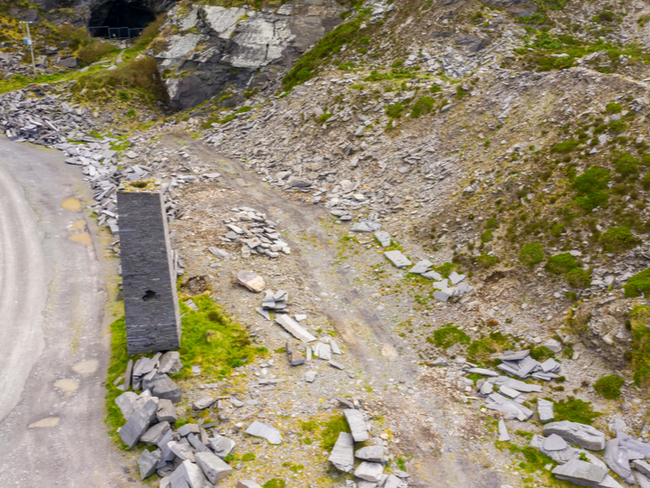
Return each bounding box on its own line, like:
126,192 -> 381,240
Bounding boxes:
0,137 -> 133,487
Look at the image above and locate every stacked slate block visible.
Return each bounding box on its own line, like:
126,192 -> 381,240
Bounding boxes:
118,191 -> 181,355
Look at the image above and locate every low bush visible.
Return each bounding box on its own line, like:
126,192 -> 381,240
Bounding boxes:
553,397 -> 600,424
624,267 -> 650,297
78,41 -> 116,66
614,153 -> 640,176
320,414 -> 351,451
593,375 -> 624,399
600,226 -> 640,253
481,230 -> 494,242
467,332 -> 513,365
476,254 -> 499,268
386,103 -> 405,118
565,268 -> 591,288
605,102 -> 623,114
485,217 -> 499,229
629,306 -> 650,387
545,253 -> 579,274
551,139 -> 579,153
410,96 -> 434,118
519,242 -> 544,266
573,166 -> 610,211
530,346 -> 555,362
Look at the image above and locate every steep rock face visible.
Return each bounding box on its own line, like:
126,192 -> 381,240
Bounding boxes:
152,0 -> 345,110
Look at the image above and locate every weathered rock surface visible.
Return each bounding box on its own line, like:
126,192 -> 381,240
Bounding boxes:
543,421 -> 606,451
195,451 -> 233,484
344,408 -> 369,442
328,432 -> 355,472
552,459 -> 608,486
153,1 -> 346,110
119,398 -> 158,449
244,420 -> 283,445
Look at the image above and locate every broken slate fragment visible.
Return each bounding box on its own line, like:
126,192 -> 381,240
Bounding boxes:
115,391 -> 139,420
139,448 -> 161,480
355,462 -> 384,483
245,421 -> 283,445
355,445 -> 384,462
193,396 -> 216,410
604,438 -> 634,483
329,432 -> 355,472
498,420 -> 510,442
305,371 -> 317,383
633,459 -> 650,477
529,434 -> 579,464
344,409 -> 369,442
158,351 -> 183,375
449,271 -> 466,285
422,270 -> 443,281
543,421 -> 606,451
119,398 -> 158,449
433,290 -> 451,303
142,373 -> 181,403
275,314 -> 316,343
384,250 -> 411,268
141,420 -> 170,445
374,230 -> 391,247
209,435 -> 236,459
157,398 -> 178,423
409,260 -> 432,274
329,360 -> 345,370
237,271 -> 266,293
286,342 -> 305,366
195,451 -> 233,484
552,459 -> 608,486
538,399 -> 554,424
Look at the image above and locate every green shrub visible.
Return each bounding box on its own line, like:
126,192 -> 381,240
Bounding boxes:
573,167 -> 610,211
643,172 -> 650,190
485,217 -> 499,229
78,40 -> 116,66
476,254 -> 499,268
553,397 -> 600,424
467,332 -> 513,365
550,223 -> 566,237
614,153 -> 640,176
608,119 -> 628,133
642,154 -> 650,166
133,14 -> 166,50
629,306 -> 650,387
432,326 -> 470,349
530,346 -> 554,362
593,375 -> 624,399
546,253 -> 579,274
519,242 -> 545,266
605,102 -> 623,114
550,139 -> 579,153
565,268 -> 591,288
386,103 -> 405,118
624,268 -> 650,297
410,96 -> 435,118
601,226 -> 640,253
481,230 -> 494,242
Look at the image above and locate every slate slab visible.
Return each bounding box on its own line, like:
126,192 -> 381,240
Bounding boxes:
237,271 -> 265,292
115,391 -> 139,420
538,399 -> 554,424
119,398 -> 158,449
344,409 -> 369,442
422,270 -> 443,281
141,420 -> 170,445
409,260 -> 432,274
384,250 -> 411,268
158,351 -> 183,375
543,421 -> 606,451
157,398 -> 178,423
195,451 -> 233,484
355,445 -> 384,462
374,230 -> 391,247
275,314 -> 316,343
237,481 -> 263,488
355,461 -> 384,482
604,438 -> 633,482
209,434 -> 236,459
193,396 -> 216,410
529,434 -> 579,465
552,459 -> 608,485
328,432 -> 355,472
245,421 -> 283,445
498,420 -> 510,442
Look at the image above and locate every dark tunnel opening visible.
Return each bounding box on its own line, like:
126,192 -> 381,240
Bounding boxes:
89,0 -> 156,38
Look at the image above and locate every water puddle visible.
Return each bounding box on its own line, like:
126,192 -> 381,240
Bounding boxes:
54,378 -> 79,395
61,197 -> 82,212
28,417 -> 60,429
67,220 -> 86,232
68,232 -> 91,246
72,359 -> 98,375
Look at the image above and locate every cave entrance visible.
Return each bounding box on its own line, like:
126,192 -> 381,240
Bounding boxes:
89,0 -> 156,39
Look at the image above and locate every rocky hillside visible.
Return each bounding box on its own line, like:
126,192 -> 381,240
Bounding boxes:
5,0 -> 650,487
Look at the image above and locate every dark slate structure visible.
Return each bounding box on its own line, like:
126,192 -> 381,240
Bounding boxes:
117,191 -> 181,355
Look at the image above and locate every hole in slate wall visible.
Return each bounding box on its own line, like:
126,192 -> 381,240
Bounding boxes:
89,0 -> 156,34
142,290 -> 158,301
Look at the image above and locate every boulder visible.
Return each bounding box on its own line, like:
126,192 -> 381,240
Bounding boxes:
328,432 -> 355,472
175,459 -> 208,488
119,398 -> 158,449
115,391 -> 139,420
543,421 -> 606,451
158,351 -> 183,375
195,451 -> 233,484
141,420 -> 170,445
138,448 -> 161,480
355,445 -> 384,462
157,398 -> 178,423
209,434 -> 236,459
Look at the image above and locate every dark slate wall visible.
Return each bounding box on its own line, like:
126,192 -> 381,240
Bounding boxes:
117,191 -> 181,355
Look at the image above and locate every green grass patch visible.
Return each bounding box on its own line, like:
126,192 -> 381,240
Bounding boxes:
431,325 -> 470,349
553,397 -> 600,424
593,375 -> 624,399
386,103 -> 406,118
435,262 -> 458,278
410,96 -> 435,118
629,306 -> 650,388
565,268 -> 592,288
320,414 -> 351,451
262,480 -> 286,488
529,346 -> 554,362
476,253 -> 500,268
624,268 -> 650,297
550,139 -> 579,154
467,332 -> 513,365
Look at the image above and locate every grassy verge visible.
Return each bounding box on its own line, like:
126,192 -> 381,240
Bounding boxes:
104,293 -> 267,446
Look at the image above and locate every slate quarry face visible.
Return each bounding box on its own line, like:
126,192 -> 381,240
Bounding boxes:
118,191 -> 181,355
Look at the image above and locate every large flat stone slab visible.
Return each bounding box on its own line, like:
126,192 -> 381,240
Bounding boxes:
275,314 -> 316,343
344,409 -> 369,442
195,451 -> 233,484
245,421 -> 283,445
543,421 -> 606,451
384,250 -> 411,268
328,432 -> 354,472
552,459 -> 608,485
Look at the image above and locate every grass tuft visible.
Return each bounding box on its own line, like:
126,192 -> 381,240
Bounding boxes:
593,375 -> 624,399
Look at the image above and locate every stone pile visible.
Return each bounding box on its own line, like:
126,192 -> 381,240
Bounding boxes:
217,207 -> 291,259
328,408 -> 408,487
256,289 -> 289,317
495,349 -> 562,381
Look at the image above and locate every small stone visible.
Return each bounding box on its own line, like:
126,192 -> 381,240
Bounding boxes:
193,396 -> 216,410
237,271 -> 266,293
498,420 -> 510,442
244,421 -> 283,445
354,462 -> 384,483
305,371 -> 317,383
236,481 -> 263,488
355,446 -> 384,462
384,250 -> 411,268
538,399 -> 554,424
409,260 -> 432,274
374,231 -> 392,247
286,342 -> 305,366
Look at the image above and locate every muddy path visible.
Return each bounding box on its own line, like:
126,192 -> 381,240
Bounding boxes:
160,132 -> 510,488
